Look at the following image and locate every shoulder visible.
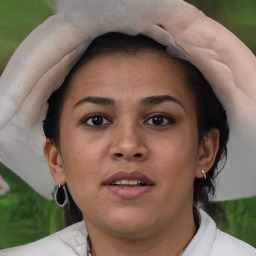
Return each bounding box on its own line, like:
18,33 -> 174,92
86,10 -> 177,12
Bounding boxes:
0,221 -> 87,256
186,209 -> 256,256
210,228 -> 256,256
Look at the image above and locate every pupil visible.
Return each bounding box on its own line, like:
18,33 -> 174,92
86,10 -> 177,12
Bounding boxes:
153,116 -> 163,125
92,116 -> 103,125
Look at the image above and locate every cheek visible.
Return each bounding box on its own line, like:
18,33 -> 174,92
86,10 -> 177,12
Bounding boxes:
155,126 -> 199,165
61,137 -> 97,177
59,131 -> 110,194
59,139 -> 99,210
152,126 -> 199,190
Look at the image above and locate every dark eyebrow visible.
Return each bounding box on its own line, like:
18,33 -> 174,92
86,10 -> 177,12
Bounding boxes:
140,95 -> 185,110
74,96 -> 115,109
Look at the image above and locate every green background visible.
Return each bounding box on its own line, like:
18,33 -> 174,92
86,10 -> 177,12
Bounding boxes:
0,0 -> 255,249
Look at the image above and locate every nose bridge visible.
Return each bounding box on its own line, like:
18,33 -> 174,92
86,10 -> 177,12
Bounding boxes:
120,122 -> 141,145
110,119 -> 148,160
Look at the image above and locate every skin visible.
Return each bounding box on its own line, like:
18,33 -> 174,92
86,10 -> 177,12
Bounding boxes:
44,52 -> 219,256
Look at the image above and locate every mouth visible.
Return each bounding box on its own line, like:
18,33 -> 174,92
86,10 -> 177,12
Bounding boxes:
103,170 -> 154,199
110,179 -> 148,187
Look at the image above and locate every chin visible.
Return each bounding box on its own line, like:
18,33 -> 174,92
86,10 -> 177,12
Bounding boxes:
98,209 -> 159,239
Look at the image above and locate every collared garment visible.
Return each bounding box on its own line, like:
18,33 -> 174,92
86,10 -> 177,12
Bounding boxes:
1,210 -> 255,256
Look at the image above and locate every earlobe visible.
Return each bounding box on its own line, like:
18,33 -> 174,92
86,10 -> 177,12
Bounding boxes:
195,128 -> 220,178
43,139 -> 66,186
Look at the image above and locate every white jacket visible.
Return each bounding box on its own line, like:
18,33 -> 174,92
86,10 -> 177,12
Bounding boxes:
1,210 -> 255,256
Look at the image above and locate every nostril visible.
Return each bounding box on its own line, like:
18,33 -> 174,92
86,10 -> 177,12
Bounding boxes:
115,153 -> 123,158
133,153 -> 142,158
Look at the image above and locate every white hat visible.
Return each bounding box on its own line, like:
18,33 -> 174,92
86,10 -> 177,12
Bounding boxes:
0,0 -> 256,200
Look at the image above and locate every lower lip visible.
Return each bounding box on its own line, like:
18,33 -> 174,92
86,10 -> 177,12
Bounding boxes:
105,185 -> 152,199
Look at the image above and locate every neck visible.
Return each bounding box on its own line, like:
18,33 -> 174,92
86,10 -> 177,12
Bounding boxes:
85,208 -> 197,256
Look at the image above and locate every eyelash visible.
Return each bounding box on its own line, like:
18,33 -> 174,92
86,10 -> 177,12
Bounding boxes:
81,113 -> 112,127
144,113 -> 175,126
81,113 -> 175,127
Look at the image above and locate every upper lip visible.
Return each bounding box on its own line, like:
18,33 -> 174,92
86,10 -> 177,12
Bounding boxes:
103,170 -> 154,185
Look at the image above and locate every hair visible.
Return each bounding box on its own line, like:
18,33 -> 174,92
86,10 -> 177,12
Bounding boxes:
43,33 -> 229,222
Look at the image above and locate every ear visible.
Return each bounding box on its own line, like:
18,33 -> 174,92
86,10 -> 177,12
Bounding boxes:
44,139 -> 66,186
195,128 -> 220,178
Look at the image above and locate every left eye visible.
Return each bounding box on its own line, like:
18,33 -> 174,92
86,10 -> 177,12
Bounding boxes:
83,114 -> 111,126
145,115 -> 174,126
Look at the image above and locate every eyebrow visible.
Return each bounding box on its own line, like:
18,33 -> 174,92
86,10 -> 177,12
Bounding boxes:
73,95 -> 184,110
74,96 -> 115,109
140,95 -> 185,110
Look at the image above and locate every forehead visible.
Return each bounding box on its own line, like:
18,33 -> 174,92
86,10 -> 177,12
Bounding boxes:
67,51 -> 192,101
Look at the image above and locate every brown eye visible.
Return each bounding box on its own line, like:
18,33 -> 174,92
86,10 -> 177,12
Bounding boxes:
84,114 -> 111,126
145,114 -> 174,126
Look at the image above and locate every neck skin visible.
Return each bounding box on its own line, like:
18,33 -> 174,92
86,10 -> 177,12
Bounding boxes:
85,206 -> 196,256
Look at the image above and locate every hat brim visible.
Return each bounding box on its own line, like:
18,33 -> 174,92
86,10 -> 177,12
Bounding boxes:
0,0 -> 255,200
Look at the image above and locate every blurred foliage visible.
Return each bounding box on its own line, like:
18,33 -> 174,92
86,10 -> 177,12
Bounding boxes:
0,165 -> 65,249
205,198 -> 256,247
0,0 -> 255,250
0,0 -> 53,70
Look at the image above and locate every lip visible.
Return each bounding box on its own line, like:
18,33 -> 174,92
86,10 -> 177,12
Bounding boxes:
103,170 -> 154,185
103,170 -> 154,200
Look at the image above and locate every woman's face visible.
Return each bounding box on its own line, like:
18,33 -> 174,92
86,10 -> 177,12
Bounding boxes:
46,52 -> 216,238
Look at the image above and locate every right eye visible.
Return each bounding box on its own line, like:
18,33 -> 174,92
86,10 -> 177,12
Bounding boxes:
83,114 -> 111,126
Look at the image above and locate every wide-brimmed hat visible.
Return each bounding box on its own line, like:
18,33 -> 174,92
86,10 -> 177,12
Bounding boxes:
0,0 -> 255,201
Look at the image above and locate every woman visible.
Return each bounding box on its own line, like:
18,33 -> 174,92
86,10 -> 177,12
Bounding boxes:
0,0 -> 255,255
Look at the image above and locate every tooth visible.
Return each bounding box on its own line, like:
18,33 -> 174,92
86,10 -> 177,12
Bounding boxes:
111,180 -> 146,186
128,180 -> 137,185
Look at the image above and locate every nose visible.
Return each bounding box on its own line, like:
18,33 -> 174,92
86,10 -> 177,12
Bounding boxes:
109,124 -> 149,161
